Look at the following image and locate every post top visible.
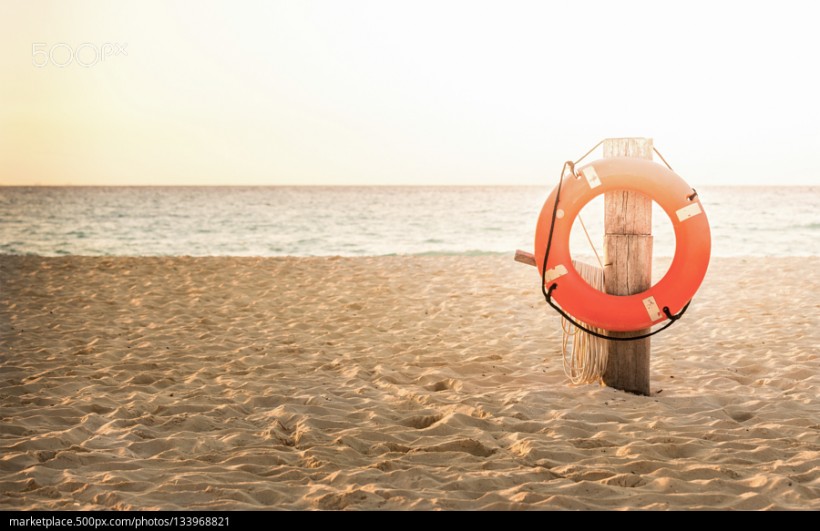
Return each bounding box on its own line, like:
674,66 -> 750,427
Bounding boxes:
603,138 -> 653,159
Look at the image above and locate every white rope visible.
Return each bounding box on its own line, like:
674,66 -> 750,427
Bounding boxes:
561,259 -> 608,385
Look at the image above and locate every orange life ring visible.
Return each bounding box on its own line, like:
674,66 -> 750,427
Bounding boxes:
535,157 -> 710,332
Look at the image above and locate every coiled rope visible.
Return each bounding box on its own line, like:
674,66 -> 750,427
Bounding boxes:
561,260 -> 608,385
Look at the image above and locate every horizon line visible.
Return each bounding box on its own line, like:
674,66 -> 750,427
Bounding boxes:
1,183 -> 816,189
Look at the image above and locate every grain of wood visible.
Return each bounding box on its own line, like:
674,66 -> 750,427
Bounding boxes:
602,138 -> 653,396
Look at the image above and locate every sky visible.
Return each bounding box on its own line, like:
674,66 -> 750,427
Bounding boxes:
1,0 -> 818,186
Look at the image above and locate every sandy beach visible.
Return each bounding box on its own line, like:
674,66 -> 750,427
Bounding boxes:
1,255 -> 818,510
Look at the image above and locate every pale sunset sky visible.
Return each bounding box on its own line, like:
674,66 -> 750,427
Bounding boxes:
1,0 -> 818,186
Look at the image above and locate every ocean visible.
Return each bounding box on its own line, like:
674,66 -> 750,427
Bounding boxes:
0,186 -> 817,258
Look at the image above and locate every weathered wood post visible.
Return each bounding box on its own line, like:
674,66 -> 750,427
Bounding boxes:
602,138 -> 653,395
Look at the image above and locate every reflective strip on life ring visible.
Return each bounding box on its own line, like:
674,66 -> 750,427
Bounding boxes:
534,157 -> 711,332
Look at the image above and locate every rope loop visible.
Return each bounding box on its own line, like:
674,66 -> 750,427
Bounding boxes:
545,282 -> 690,342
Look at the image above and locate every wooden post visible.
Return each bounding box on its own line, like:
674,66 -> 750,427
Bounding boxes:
602,138 -> 653,395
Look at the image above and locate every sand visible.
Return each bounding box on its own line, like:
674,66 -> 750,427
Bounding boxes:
1,255 -> 818,510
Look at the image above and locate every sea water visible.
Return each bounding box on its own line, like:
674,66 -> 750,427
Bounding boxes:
1,186 -> 817,257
